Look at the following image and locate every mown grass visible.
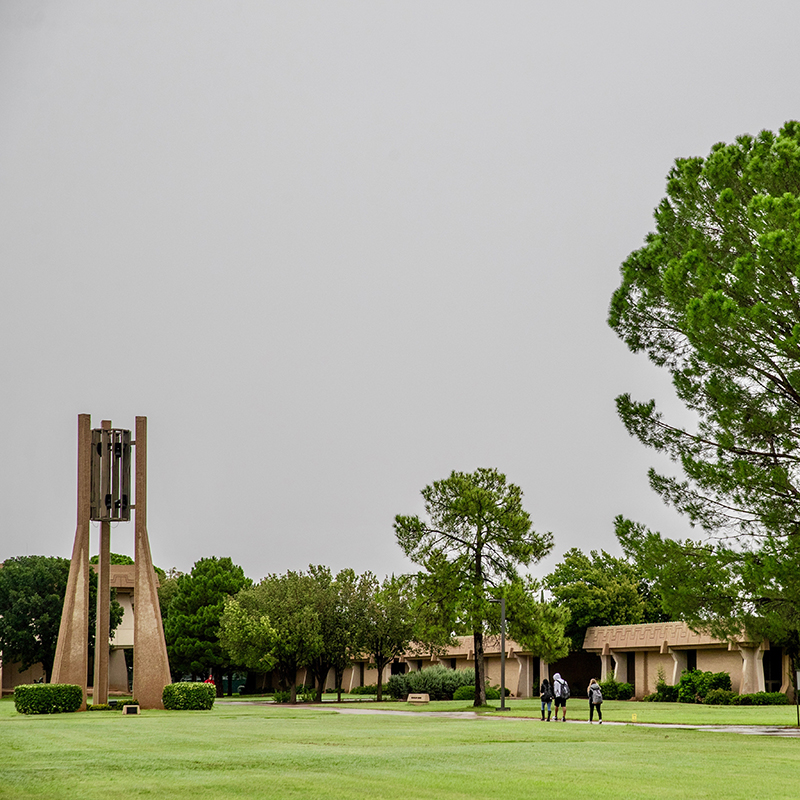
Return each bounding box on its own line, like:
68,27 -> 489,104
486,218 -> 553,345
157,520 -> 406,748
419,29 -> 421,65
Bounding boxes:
227,695 -> 800,727
2,696 -> 799,799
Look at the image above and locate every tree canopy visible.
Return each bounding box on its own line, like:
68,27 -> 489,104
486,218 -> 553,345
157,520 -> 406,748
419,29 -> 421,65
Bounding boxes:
395,467 -> 554,705
360,574 -> 416,702
608,122 -> 800,667
164,556 -> 251,694
545,548 -> 667,649
0,555 -> 122,682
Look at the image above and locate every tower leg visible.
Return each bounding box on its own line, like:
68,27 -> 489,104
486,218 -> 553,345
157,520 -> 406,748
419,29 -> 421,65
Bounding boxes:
52,414 -> 92,709
132,417 -> 172,708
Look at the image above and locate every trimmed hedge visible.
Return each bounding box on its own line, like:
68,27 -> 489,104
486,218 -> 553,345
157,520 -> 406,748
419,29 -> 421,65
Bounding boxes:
452,683 -> 501,701
162,682 -> 216,710
733,691 -> 789,706
677,670 -> 731,703
349,684 -> 378,696
14,684 -> 83,714
387,666 -> 477,700
598,678 -> 634,701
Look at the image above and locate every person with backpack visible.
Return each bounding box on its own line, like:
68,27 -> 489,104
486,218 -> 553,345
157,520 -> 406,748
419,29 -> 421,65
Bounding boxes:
552,672 -> 569,721
588,678 -> 603,723
539,678 -> 553,721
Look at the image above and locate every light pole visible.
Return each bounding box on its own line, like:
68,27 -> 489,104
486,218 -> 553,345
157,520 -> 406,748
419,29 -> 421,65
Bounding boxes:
489,597 -> 507,711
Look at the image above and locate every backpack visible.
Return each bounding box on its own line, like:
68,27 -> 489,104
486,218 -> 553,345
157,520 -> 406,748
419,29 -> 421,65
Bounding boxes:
561,680 -> 570,700
590,684 -> 603,704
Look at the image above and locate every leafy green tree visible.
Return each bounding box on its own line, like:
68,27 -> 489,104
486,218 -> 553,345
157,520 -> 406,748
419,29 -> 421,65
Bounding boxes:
498,577 -> 571,664
360,574 -> 415,702
0,555 -> 122,682
395,468 -> 553,706
90,552 -> 134,566
545,548 -> 667,649
229,570 -> 324,703
608,121 -> 800,671
218,593 -> 277,674
164,557 -> 251,695
304,566 -> 375,702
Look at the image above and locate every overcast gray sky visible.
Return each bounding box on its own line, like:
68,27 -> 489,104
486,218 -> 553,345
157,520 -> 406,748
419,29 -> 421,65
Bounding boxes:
2,0 -> 799,582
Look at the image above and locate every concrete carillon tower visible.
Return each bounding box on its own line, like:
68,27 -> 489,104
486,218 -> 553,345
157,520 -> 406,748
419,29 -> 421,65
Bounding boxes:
51,415 -> 171,709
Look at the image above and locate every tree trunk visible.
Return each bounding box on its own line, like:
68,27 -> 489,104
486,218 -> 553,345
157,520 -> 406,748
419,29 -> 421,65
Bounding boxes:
474,629 -> 487,706
213,667 -> 224,698
375,659 -> 386,701
313,665 -> 330,702
334,666 -> 344,702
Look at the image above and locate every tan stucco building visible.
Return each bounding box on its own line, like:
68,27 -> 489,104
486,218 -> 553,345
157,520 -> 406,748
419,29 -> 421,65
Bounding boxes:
582,621 -> 793,698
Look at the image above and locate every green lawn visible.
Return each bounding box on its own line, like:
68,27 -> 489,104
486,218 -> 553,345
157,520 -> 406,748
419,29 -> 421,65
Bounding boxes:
2,696 -> 799,799
223,695 -> 800,727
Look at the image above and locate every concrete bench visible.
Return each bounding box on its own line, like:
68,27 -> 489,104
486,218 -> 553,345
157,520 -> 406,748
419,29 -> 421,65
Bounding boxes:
407,693 -> 430,705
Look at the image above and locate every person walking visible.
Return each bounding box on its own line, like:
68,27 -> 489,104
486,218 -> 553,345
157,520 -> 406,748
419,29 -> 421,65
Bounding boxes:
552,672 -> 569,721
588,678 -> 603,724
539,678 -> 553,721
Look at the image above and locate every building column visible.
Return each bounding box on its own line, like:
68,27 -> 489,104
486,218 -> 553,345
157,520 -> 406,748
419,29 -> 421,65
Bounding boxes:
610,650 -> 627,683
512,653 -> 533,698
108,649 -> 129,694
669,649 -> 687,685
539,658 -> 550,683
738,643 -> 765,695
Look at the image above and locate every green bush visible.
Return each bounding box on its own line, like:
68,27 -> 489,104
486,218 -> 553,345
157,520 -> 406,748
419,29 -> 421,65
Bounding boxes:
87,703 -> 114,711
678,670 -> 732,703
616,682 -> 634,700
14,684 -> 83,715
387,667 -> 477,700
703,688 -> 736,705
273,690 -> 291,703
349,684 -> 378,696
162,682 -> 215,710
598,678 -> 634,700
452,685 -> 475,701
654,680 -> 679,702
598,678 -> 618,700
733,692 -> 789,706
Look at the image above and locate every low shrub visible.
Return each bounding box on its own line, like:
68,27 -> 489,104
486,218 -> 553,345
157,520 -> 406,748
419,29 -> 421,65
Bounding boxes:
655,681 -> 679,702
703,688 -> 736,705
87,703 -> 114,711
300,688 -> 316,703
14,684 -> 83,715
598,678 -> 619,700
678,670 -> 732,703
387,667 -> 477,700
597,678 -> 634,700
452,685 -> 474,701
272,690 -> 291,703
616,682 -> 634,701
162,682 -> 215,710
451,683 -> 502,701
733,692 -> 789,706
349,684 -> 378,696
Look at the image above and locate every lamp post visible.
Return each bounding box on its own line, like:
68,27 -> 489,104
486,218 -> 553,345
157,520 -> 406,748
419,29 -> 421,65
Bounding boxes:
489,597 -> 507,711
